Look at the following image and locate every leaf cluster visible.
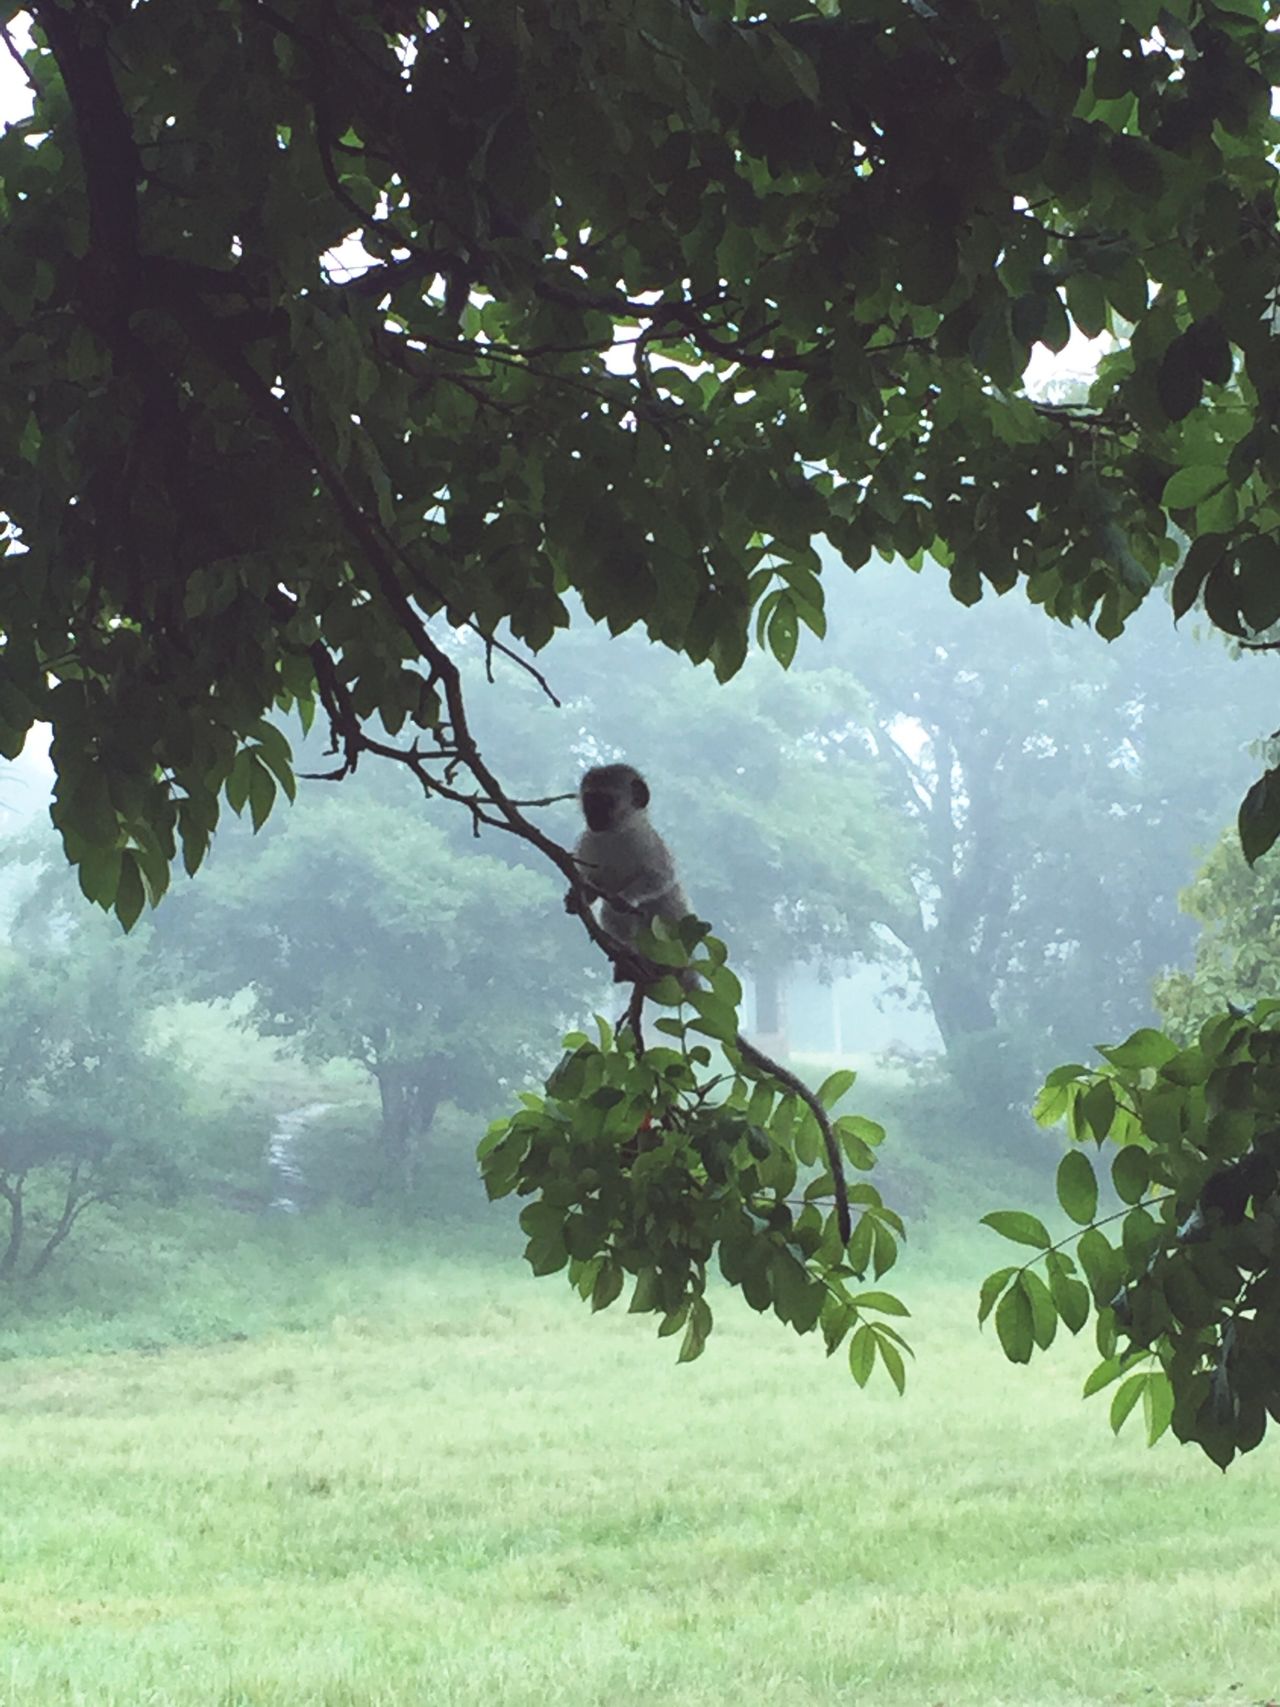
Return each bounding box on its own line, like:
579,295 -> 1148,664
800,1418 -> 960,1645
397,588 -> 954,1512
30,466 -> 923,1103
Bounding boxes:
981,1009 -> 1280,1467
479,936 -> 909,1386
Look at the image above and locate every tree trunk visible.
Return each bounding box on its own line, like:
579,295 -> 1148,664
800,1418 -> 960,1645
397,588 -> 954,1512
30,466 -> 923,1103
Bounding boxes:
923,964 -> 999,1056
750,960 -> 790,1057
28,1164 -> 94,1280
374,1065 -> 443,1197
0,1176 -> 24,1278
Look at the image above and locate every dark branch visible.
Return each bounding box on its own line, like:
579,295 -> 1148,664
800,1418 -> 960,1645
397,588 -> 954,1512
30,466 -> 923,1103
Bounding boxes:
0,19 -> 43,98
33,1 -> 141,320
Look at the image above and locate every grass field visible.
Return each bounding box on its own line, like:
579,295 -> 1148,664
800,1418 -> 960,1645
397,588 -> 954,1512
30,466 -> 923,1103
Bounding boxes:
0,1208 -> 1277,1707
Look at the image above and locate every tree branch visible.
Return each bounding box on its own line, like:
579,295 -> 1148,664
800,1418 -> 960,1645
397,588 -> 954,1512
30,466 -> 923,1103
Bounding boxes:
0,18 -> 43,98
32,0 -> 141,324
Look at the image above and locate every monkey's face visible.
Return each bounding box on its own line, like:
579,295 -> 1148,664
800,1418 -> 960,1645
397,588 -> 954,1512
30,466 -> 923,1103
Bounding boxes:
582,787 -> 621,833
580,765 -> 650,832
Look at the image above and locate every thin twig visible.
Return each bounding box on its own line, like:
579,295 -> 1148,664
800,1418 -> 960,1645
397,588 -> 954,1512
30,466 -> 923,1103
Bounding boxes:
0,19 -> 43,98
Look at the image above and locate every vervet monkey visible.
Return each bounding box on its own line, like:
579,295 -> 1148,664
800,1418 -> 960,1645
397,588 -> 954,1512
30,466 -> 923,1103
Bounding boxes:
564,763 -> 693,979
565,762 -> 853,1245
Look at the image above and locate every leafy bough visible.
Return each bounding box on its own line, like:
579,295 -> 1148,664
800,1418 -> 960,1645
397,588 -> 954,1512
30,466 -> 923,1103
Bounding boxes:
480,918 -> 911,1389
981,1008 -> 1280,1468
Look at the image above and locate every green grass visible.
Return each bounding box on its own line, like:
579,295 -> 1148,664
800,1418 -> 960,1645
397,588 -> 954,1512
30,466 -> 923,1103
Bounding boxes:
0,1211 -> 1277,1707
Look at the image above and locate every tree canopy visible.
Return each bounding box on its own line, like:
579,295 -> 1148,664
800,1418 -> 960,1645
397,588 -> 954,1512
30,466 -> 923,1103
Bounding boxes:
3,0 -> 1280,894
5,0 -> 1280,1457
0,916 -> 185,1279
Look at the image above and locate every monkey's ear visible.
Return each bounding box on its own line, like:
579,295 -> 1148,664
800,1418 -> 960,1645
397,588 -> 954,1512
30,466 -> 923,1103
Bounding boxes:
631,776 -> 650,810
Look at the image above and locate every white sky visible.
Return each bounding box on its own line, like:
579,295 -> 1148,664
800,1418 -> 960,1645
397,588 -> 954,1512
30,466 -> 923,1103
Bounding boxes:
0,15 -> 33,123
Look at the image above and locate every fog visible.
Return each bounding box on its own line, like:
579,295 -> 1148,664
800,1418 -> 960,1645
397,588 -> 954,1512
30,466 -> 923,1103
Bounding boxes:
0,557 -> 1271,1261
1,559 -> 1278,1703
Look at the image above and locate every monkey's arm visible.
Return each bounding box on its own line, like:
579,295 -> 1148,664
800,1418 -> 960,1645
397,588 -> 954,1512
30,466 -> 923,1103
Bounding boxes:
614,871 -> 680,908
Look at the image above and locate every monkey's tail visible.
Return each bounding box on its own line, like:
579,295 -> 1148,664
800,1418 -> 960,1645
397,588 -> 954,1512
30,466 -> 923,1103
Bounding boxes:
735,1034 -> 853,1248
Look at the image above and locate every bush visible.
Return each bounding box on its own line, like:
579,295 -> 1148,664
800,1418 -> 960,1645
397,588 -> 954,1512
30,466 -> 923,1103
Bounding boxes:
287,1100 -> 497,1221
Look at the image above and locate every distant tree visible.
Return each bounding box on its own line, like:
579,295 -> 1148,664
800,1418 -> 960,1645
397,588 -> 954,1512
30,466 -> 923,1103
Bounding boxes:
157,788 -> 589,1190
0,925 -> 182,1278
1156,833 -> 1280,1038
813,567 -> 1275,1101
486,634 -> 917,1011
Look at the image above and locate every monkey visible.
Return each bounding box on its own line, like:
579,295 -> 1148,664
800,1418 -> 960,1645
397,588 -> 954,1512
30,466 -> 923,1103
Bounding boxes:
565,762 -> 853,1246
564,763 -> 693,981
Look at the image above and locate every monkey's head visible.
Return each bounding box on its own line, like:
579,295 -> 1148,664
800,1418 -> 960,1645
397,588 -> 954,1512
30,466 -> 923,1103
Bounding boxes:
579,764 -> 650,833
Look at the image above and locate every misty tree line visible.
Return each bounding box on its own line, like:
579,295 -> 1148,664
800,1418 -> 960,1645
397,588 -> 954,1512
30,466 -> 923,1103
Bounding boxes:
0,563 -> 1270,1276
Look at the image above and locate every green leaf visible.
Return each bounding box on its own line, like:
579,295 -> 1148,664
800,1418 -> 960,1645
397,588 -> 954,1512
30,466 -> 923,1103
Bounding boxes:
980,1209 -> 1052,1249
657,1302 -> 690,1339
1039,289 -> 1071,354
1043,1062 -> 1088,1089
873,1329 -> 907,1394
1235,535 -> 1280,633
1199,483 -> 1239,536
770,1247 -> 822,1331
1106,254 -> 1149,323
252,733 -> 298,802
247,754 -> 277,833
77,843 -> 122,908
1239,767 -> 1280,865
870,1219 -> 898,1279
1161,466 -> 1227,510
851,1290 -> 910,1317
1143,1369 -> 1174,1444
816,1069 -> 856,1109
1077,1227 -> 1123,1305
1057,1149 -> 1099,1225
629,1269 -> 661,1315
1023,1271 -> 1058,1351
836,1113 -> 884,1158
1065,271 -> 1108,339
772,31 -> 820,102
1097,1028 -> 1178,1070
678,1296 -> 713,1363
1110,1371 -> 1146,1434
1047,1264 -> 1090,1335
846,1211 -> 874,1277
1121,1205 -> 1159,1268
1111,1145 -> 1150,1206
1185,318 -> 1232,387
1171,534 -> 1226,620
793,1108 -> 821,1169
1080,1078 -> 1116,1142
591,1263 -> 624,1313
226,749 -> 253,817
1083,1355 -> 1126,1397
848,1324 -> 876,1387
114,850 -> 146,931
995,1282 -> 1034,1364
978,1265 -> 1017,1325
821,1297 -> 856,1355
767,595 -> 799,669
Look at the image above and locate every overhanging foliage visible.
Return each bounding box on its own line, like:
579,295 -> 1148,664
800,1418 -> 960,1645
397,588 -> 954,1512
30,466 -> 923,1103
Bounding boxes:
3,0 -> 1279,893
4,0 -> 1280,1445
